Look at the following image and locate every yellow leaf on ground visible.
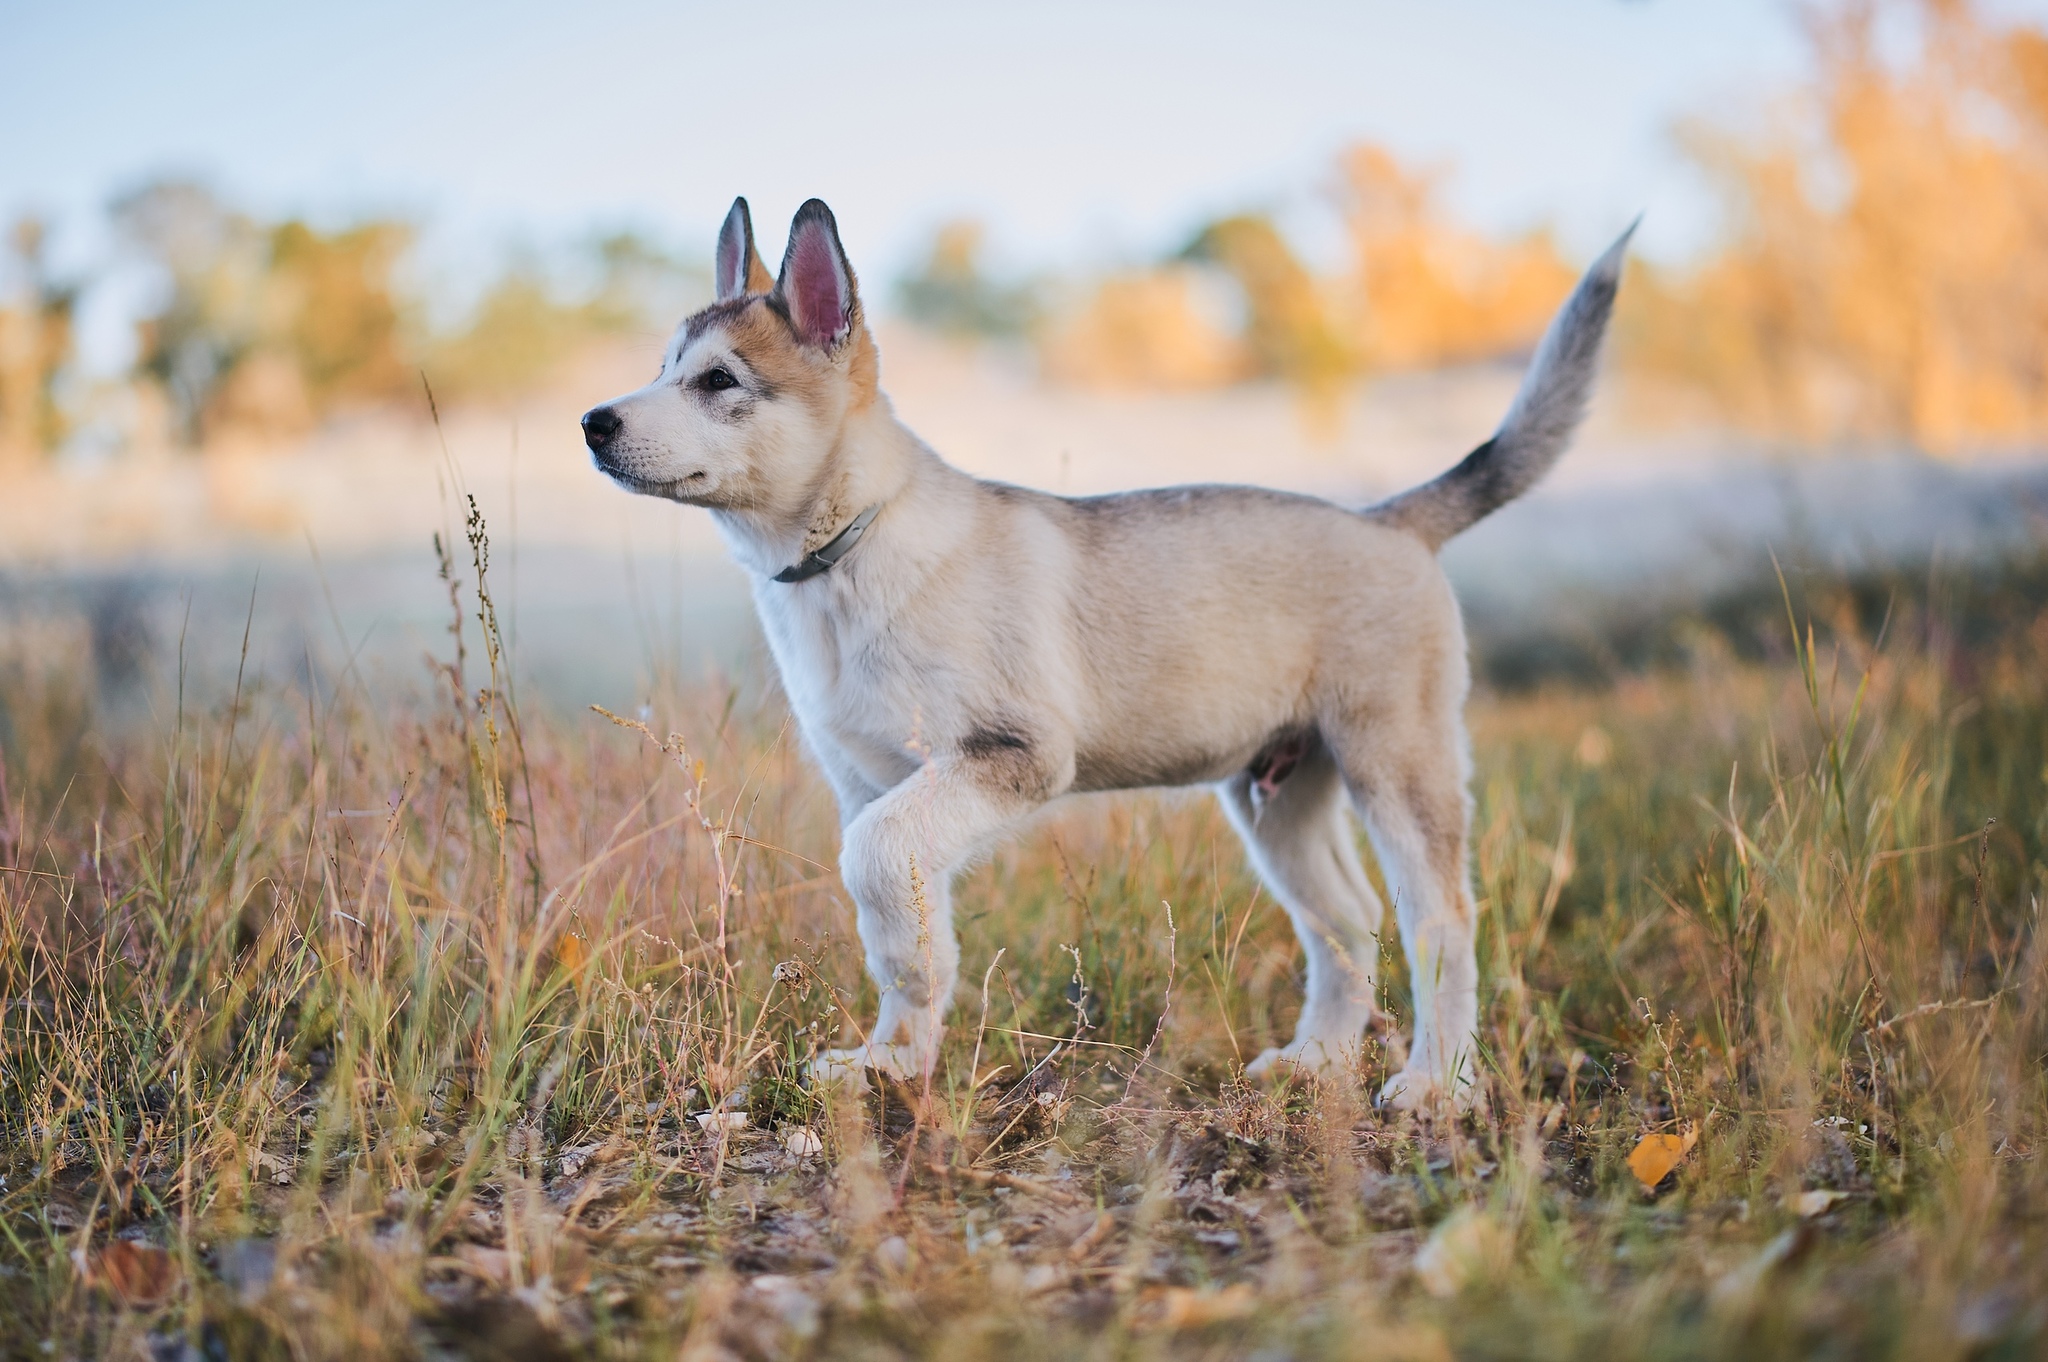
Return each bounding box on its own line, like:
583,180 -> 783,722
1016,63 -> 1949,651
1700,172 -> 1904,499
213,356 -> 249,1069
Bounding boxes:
1146,1282 -> 1258,1331
555,930 -> 588,974
1626,1124 -> 1700,1191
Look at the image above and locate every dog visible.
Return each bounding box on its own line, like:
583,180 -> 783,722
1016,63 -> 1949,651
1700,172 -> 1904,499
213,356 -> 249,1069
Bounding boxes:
583,196 -> 1627,1110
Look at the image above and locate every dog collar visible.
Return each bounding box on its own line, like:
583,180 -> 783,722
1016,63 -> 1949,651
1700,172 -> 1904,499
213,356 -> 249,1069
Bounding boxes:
772,503 -> 882,584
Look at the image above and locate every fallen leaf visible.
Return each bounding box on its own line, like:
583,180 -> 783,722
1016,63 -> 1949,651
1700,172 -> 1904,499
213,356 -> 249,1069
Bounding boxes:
83,1240 -> 180,1307
1146,1282 -> 1258,1330
452,1243 -> 513,1285
250,1148 -> 294,1186
554,930 -> 589,974
1626,1124 -> 1700,1191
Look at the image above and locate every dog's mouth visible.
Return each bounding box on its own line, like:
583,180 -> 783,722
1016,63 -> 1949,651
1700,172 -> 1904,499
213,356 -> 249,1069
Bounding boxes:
593,452 -> 710,498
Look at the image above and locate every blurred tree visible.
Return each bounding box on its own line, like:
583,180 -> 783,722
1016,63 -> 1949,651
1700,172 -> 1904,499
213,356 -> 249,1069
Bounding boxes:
424,266 -> 589,401
115,181 -> 414,445
267,218 -> 413,412
114,181 -> 267,445
1038,267 -> 1249,390
0,218 -> 78,465
425,232 -> 707,401
895,221 -> 1039,339
1625,0 -> 2048,452
1333,145 -> 1576,370
1038,151 -> 1576,421
587,230 -> 710,334
1184,214 -> 1353,407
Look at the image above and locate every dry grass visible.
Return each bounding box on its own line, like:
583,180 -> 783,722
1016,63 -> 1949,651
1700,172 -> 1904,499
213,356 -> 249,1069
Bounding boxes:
1,514 -> 2044,1361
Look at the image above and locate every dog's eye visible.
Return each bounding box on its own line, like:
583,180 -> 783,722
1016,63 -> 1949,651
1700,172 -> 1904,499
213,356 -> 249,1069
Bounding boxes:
697,367 -> 739,392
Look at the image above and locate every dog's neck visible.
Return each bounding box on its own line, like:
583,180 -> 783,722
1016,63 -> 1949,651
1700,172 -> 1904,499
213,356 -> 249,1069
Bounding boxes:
710,399 -> 931,581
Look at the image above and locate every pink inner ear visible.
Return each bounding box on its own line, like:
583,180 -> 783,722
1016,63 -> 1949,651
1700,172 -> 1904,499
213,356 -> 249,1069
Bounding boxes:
786,226 -> 848,346
716,233 -> 744,298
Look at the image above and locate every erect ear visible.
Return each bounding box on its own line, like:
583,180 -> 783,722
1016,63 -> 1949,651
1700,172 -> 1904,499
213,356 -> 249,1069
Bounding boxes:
773,199 -> 857,350
714,197 -> 774,301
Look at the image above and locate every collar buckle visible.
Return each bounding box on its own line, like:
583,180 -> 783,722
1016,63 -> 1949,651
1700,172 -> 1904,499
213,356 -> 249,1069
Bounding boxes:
772,503 -> 882,584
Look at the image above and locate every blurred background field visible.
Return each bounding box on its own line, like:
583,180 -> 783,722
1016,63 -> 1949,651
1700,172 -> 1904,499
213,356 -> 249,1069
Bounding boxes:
5,0 -> 2048,708
6,2 -> 2048,1359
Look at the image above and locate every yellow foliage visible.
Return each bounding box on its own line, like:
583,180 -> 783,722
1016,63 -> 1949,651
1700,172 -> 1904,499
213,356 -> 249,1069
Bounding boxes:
0,304 -> 51,463
1039,144 -> 1577,406
555,927 -> 589,975
1039,267 -> 1249,391
266,219 -> 414,412
423,271 -> 595,402
0,219 -> 75,463
1187,214 -> 1353,396
115,184 -> 416,445
1335,144 -> 1578,370
1627,0 -> 2048,452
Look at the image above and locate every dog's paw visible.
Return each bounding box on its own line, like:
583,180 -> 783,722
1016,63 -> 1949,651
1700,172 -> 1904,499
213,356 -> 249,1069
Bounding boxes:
1377,1065 -> 1474,1115
1246,1037 -> 1351,1081
808,1045 -> 912,1089
1244,1047 -> 1293,1081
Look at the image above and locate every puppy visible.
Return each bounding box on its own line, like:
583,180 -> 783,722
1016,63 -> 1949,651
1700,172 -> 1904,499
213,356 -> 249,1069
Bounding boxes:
584,197 -> 1627,1109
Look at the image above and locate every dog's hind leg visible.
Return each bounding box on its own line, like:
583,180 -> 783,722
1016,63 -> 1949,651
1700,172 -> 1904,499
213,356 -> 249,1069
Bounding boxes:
813,756 -> 1046,1086
1328,720 -> 1482,1113
1220,738 -> 1386,1080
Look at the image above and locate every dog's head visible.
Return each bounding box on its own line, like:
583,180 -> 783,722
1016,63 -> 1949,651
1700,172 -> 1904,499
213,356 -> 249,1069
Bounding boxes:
581,197 -> 878,510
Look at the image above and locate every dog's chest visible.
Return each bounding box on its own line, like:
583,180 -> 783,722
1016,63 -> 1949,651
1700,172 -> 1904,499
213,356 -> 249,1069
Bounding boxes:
754,585 -> 944,781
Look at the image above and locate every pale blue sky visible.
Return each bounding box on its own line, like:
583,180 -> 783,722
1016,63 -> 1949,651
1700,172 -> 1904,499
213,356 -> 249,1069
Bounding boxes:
5,2 -> 1801,264
9,0 -> 2035,316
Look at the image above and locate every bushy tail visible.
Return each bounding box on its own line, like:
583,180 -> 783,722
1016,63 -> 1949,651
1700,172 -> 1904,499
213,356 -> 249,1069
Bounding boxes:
1366,221 -> 1635,550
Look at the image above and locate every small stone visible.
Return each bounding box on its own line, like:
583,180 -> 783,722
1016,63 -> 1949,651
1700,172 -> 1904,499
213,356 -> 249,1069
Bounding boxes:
1021,1262 -> 1065,1293
215,1239 -> 277,1305
874,1235 -> 910,1274
749,1274 -> 820,1340
1414,1208 -> 1507,1299
783,1127 -> 824,1158
555,1143 -> 606,1179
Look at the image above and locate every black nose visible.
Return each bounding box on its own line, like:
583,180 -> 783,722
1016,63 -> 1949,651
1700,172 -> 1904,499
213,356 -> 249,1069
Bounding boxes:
582,406 -> 621,450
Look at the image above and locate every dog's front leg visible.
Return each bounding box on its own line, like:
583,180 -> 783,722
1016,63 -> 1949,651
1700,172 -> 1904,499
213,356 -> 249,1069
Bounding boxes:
812,757 -> 1043,1086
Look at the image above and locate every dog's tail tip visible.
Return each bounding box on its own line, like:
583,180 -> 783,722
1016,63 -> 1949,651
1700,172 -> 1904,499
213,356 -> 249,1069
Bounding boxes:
1595,214 -> 1642,277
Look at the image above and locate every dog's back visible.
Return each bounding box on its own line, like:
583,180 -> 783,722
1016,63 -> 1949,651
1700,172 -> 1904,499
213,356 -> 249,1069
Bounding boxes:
959,482 -> 1450,792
